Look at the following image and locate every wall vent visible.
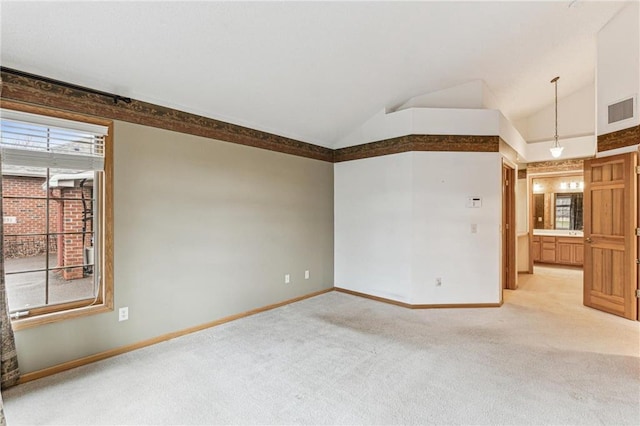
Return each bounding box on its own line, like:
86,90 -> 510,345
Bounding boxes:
608,97 -> 634,124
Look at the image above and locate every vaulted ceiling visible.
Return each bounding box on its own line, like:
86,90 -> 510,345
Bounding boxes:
0,1 -> 630,148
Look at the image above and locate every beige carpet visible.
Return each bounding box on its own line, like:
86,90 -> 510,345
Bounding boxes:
3,266 -> 640,425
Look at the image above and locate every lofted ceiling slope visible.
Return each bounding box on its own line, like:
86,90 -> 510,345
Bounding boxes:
0,1 -> 631,148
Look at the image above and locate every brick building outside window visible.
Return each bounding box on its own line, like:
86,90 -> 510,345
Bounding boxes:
2,165 -> 96,312
1,104 -> 113,329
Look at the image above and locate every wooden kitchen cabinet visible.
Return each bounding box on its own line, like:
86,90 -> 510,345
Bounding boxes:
541,236 -> 557,263
532,235 -> 541,262
556,237 -> 583,266
556,240 -> 573,264
532,235 -> 583,266
574,243 -> 584,264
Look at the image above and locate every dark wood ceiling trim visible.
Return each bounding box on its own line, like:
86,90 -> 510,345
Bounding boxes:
597,125 -> 640,152
334,134 -> 499,162
527,158 -> 586,173
334,136 -> 413,162
412,134 -> 499,152
1,69 -> 506,164
0,70 -> 334,163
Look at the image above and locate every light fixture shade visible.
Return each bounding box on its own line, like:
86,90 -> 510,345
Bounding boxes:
550,146 -> 564,158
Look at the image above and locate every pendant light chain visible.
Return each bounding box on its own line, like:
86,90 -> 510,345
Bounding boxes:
554,78 -> 558,145
549,76 -> 563,158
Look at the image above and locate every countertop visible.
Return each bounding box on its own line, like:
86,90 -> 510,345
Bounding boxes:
533,229 -> 583,237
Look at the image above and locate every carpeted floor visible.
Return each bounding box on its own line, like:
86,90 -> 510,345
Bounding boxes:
3,265 -> 640,425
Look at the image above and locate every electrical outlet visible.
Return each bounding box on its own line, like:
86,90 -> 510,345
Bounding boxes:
285,274 -> 290,284
118,307 -> 129,321
305,270 -> 310,279
436,278 -> 442,287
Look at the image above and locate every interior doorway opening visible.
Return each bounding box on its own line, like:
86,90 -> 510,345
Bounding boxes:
528,170 -> 585,272
502,161 -> 516,291
509,165 -> 587,311
518,153 -> 638,321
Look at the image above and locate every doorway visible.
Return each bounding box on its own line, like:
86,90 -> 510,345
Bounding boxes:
502,162 -> 516,290
527,170 -> 585,272
524,154 -> 639,321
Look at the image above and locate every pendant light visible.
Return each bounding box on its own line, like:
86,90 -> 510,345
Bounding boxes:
549,76 -> 564,158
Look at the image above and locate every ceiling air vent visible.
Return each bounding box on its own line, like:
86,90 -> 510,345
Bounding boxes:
608,97 -> 634,124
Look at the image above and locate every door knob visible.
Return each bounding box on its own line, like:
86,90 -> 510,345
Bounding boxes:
585,237 -> 592,243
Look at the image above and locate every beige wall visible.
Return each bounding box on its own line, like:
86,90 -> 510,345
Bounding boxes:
14,120 -> 334,373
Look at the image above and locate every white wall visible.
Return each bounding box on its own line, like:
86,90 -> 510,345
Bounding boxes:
518,84 -> 595,142
336,88 -> 530,162
482,83 -> 501,112
516,177 -> 529,273
336,108 -> 413,150
410,108 -> 498,136
397,80 -> 485,110
334,153 -> 413,302
597,1 -> 640,136
525,135 -> 596,163
335,151 -> 502,305
516,177 -> 528,235
499,113 -> 527,160
397,80 -> 501,112
336,107 -> 527,152
411,152 -> 502,304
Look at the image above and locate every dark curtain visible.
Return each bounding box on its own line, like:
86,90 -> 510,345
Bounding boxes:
1,78 -> 19,426
570,193 -> 583,230
1,158 -> 20,390
0,392 -> 5,426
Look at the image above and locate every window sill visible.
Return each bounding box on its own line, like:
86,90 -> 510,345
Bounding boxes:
11,303 -> 113,331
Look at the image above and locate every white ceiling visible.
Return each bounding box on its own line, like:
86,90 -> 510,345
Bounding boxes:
0,1 -> 630,148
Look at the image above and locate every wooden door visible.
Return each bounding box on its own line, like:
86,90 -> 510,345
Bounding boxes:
502,163 -> 516,290
583,152 -> 638,320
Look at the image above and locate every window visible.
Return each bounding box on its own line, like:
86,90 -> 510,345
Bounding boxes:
1,103 -> 113,329
554,193 -> 583,231
555,195 -> 571,230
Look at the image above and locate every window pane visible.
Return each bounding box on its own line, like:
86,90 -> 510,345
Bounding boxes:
555,195 -> 572,230
3,235 -> 49,270
2,165 -> 98,312
48,267 -> 96,305
2,167 -> 50,237
5,271 -> 47,312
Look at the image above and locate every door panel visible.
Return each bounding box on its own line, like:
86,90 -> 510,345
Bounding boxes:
583,152 -> 637,320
